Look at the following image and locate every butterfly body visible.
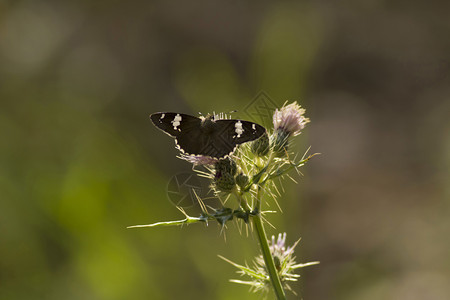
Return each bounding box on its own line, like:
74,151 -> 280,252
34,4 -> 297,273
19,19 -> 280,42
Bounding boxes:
150,112 -> 266,158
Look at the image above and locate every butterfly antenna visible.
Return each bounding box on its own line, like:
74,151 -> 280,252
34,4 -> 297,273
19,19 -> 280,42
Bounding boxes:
227,110 -> 238,119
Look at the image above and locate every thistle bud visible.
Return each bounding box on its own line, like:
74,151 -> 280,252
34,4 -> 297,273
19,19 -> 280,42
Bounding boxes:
250,132 -> 270,156
235,173 -> 249,189
214,157 -> 237,176
220,232 -> 320,293
214,170 -> 236,192
271,129 -> 290,156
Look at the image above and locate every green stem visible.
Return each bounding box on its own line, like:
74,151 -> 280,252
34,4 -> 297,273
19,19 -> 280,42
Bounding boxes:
232,189 -> 251,212
252,213 -> 286,300
252,187 -> 286,300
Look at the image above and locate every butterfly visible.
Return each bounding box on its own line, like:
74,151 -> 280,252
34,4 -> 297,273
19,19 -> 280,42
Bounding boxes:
150,112 -> 266,158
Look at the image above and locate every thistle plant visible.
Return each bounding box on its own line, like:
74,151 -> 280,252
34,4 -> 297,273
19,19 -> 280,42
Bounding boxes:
219,233 -> 319,296
129,102 -> 319,299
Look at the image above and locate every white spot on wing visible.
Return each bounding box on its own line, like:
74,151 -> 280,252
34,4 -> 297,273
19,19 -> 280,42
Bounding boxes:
160,113 -> 165,120
252,124 -> 256,130
172,113 -> 182,130
235,120 -> 244,138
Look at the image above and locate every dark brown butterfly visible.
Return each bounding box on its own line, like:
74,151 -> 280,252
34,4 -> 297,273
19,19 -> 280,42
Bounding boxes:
150,112 -> 266,158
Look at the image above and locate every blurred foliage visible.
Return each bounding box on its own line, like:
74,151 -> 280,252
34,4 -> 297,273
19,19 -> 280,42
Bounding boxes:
1,0 -> 449,299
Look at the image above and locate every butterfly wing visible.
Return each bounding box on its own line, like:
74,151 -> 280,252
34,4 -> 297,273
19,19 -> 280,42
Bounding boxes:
150,112 -> 201,137
215,119 -> 266,145
151,112 -> 214,156
175,127 -> 213,156
197,119 -> 266,158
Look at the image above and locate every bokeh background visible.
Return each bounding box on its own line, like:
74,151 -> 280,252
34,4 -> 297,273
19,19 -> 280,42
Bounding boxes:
1,1 -> 449,299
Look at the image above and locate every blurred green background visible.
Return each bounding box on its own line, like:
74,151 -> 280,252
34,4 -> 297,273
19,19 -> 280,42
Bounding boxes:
1,1 -> 449,299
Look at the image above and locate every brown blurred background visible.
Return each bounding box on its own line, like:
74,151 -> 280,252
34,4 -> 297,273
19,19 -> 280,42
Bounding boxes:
1,1 -> 449,299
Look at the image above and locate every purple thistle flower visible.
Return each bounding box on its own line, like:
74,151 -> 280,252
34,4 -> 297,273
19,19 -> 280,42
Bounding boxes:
273,102 -> 309,136
270,233 -> 295,258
